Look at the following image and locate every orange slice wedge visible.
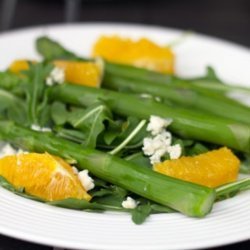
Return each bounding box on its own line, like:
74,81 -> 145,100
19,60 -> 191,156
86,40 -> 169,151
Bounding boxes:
8,59 -> 31,74
92,35 -> 174,73
0,152 -> 91,201
54,59 -> 103,87
154,147 -> 240,187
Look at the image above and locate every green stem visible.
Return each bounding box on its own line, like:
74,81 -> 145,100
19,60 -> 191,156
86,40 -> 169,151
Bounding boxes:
109,119 -> 146,155
216,178 -> 250,197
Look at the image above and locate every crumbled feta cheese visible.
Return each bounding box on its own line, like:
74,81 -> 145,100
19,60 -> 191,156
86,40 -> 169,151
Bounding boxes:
142,115 -> 182,164
147,115 -> 172,136
78,170 -> 95,191
142,131 -> 172,164
168,144 -> 182,160
0,143 -> 17,158
72,166 -> 79,175
46,67 -> 65,86
149,149 -> 166,164
31,124 -> 52,132
122,196 -> 138,209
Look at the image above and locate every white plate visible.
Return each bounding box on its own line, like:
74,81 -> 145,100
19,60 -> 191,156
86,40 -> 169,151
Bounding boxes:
0,23 -> 250,250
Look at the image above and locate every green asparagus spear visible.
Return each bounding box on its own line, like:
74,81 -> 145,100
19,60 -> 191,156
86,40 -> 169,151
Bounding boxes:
0,121 -> 215,217
50,84 -> 250,153
103,74 -> 250,125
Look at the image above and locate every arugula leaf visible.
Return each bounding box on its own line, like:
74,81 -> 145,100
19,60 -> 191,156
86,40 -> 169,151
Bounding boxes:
36,36 -> 78,61
48,198 -> 103,210
132,203 -> 152,225
100,116 -> 147,151
189,66 -> 222,83
150,204 -> 175,213
51,101 -> 69,125
0,71 -> 24,93
24,63 -> 53,126
0,88 -> 28,125
68,102 -> 113,148
125,152 -> 151,168
239,153 -> 250,174
186,142 -> 209,156
92,186 -> 128,207
91,188 -> 114,198
52,101 -> 115,148
204,66 -> 222,82
101,119 -> 123,145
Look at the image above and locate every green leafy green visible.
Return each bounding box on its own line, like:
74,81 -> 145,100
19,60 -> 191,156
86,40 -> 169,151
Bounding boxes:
186,142 -> 210,156
239,154 -> 250,174
92,186 -> 128,207
125,152 -> 151,168
192,66 -> 222,83
216,177 -> 250,201
0,71 -> 25,95
105,116 -> 147,150
68,102 -> 113,148
36,36 -> 78,61
151,204 -> 175,213
51,101 -> 115,148
0,88 -> 28,125
51,101 -> 69,125
132,202 -> 152,225
24,63 -> 53,126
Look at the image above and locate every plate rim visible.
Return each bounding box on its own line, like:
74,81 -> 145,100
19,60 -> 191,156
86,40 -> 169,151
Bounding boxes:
0,22 -> 250,250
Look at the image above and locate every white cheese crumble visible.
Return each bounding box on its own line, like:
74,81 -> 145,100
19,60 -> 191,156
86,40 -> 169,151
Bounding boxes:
78,170 -> 95,191
0,143 -> 17,158
46,67 -> 65,86
168,144 -> 182,160
142,115 -> 182,164
143,131 -> 172,164
31,124 -> 52,132
147,115 -> 172,136
122,196 -> 138,209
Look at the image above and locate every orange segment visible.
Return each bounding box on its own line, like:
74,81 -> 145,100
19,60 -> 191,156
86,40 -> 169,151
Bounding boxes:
54,60 -> 103,87
0,153 -> 91,201
8,60 -> 31,74
92,35 -> 174,73
154,147 -> 240,188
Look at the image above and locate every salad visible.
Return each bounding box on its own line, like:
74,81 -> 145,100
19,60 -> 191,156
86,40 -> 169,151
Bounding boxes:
0,35 -> 249,225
